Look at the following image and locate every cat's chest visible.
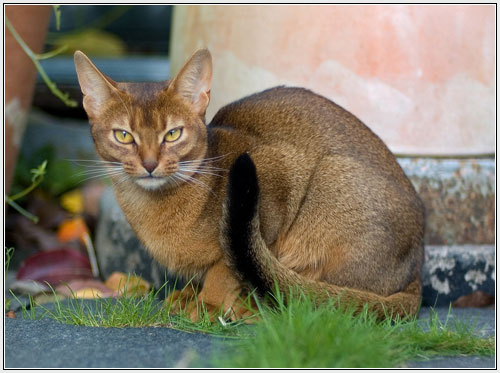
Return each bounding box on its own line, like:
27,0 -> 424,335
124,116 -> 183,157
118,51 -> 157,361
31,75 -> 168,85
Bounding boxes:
116,189 -> 222,277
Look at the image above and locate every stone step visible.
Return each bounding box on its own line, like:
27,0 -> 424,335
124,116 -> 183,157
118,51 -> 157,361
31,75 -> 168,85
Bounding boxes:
95,188 -> 495,306
398,157 -> 494,245
422,245 -> 494,306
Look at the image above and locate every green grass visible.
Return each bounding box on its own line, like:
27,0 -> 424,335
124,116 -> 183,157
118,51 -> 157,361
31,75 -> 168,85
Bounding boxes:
13,282 -> 249,338
213,290 -> 494,368
5,247 -> 15,311
14,284 -> 494,368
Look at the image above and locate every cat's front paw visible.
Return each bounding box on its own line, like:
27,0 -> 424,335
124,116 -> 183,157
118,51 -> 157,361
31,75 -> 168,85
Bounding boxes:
187,300 -> 220,322
164,285 -> 198,315
187,299 -> 258,323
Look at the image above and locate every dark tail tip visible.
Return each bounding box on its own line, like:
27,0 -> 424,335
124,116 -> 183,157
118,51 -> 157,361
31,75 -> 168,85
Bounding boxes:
226,153 -> 268,296
227,153 -> 259,225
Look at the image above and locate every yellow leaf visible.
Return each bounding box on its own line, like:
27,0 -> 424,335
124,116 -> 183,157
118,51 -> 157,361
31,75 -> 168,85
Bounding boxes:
105,272 -> 151,296
60,189 -> 84,214
72,287 -> 104,299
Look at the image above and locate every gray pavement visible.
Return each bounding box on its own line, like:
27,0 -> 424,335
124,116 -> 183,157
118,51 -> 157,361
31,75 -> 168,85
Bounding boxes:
4,304 -> 495,368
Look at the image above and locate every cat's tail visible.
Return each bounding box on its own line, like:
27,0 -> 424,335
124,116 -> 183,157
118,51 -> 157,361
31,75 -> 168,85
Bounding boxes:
220,153 -> 421,319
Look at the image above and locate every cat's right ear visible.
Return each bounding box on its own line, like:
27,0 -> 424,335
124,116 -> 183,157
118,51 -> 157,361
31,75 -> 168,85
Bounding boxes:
74,50 -> 119,119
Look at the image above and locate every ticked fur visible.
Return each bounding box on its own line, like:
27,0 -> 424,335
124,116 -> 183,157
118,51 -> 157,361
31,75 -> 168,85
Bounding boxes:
74,49 -> 425,320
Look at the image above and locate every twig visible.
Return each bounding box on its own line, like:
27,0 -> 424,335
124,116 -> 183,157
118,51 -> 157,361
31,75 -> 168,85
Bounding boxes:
52,5 -> 61,31
5,196 -> 39,224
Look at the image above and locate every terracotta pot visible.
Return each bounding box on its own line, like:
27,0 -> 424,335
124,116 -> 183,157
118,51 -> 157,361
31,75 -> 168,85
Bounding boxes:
5,5 -> 51,194
170,5 -> 494,156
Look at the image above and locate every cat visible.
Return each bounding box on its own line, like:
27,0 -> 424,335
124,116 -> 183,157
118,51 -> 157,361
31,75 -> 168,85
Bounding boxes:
74,48 -> 425,321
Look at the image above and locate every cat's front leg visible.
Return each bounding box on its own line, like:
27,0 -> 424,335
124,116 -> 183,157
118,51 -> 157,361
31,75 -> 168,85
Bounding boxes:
185,259 -> 255,322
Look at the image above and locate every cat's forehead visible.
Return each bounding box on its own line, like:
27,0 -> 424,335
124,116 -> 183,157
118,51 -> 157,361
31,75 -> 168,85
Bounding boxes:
116,81 -> 170,98
108,81 -> 192,129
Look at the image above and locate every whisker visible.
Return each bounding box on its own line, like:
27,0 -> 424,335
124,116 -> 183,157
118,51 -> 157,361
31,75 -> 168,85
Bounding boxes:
168,175 -> 181,188
112,174 -> 132,186
178,153 -> 233,165
74,164 -> 124,169
180,165 -> 228,172
178,167 -> 225,178
77,174 -> 114,183
74,169 -> 126,182
72,168 -> 123,177
66,159 -> 122,165
176,171 -> 216,196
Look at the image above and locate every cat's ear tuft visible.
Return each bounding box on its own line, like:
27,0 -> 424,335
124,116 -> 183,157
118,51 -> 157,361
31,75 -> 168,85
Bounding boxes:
169,48 -> 212,117
74,50 -> 119,118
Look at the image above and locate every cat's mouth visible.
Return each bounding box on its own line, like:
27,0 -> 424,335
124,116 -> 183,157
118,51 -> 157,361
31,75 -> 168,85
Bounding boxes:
135,175 -> 170,191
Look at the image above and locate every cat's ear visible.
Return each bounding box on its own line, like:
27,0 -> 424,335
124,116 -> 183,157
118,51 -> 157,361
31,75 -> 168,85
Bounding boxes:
168,49 -> 212,117
74,50 -> 119,118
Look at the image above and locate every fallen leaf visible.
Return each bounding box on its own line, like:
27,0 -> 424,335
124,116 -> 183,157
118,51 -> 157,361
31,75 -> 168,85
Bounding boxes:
71,288 -> 106,299
6,311 -> 17,319
57,217 -> 89,243
56,279 -> 117,298
17,248 -> 93,286
452,290 -> 495,308
105,272 -> 151,296
60,189 -> 84,214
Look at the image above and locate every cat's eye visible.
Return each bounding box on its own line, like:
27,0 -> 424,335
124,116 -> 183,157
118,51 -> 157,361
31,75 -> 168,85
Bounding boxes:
114,130 -> 134,144
164,128 -> 183,142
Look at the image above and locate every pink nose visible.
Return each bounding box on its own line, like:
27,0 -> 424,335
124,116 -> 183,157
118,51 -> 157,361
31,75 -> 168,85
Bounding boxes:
143,160 -> 158,173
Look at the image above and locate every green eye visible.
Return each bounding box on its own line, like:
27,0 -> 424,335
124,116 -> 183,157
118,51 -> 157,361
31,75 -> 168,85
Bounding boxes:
114,130 -> 134,144
165,128 -> 182,142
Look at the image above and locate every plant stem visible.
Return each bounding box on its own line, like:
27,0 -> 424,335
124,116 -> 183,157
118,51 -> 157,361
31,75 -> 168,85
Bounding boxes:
5,196 -> 39,224
8,176 -> 43,202
5,16 -> 77,107
53,5 -> 61,31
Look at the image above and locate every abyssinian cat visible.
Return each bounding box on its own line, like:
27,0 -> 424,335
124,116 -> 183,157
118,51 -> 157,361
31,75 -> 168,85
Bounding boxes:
74,48 -> 425,321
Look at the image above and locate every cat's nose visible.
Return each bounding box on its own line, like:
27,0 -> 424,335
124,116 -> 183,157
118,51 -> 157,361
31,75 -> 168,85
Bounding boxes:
143,160 -> 158,174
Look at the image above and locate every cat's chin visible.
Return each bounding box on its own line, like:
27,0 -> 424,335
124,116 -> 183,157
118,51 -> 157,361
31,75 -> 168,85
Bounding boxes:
135,177 -> 170,191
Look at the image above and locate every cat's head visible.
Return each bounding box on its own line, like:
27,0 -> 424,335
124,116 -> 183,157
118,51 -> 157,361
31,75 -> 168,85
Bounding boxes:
74,49 -> 213,191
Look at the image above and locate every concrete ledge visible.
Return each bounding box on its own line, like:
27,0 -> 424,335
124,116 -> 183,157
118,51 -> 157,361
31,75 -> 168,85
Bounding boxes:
398,157 -> 494,245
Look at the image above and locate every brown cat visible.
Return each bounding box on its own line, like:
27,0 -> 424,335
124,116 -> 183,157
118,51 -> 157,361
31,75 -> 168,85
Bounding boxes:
74,48 -> 425,321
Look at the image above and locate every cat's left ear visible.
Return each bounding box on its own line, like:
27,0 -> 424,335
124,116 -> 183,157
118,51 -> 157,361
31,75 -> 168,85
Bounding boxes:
168,49 -> 212,118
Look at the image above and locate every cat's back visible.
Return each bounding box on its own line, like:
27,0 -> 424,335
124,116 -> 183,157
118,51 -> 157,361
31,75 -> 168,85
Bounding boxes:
210,86 -> 398,169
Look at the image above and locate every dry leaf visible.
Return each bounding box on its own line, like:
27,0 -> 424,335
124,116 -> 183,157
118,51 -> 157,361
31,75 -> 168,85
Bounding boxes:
452,290 -> 495,308
105,272 -> 151,296
56,279 -> 116,298
60,189 -> 84,214
57,217 -> 89,243
17,248 -> 93,286
71,288 -> 106,299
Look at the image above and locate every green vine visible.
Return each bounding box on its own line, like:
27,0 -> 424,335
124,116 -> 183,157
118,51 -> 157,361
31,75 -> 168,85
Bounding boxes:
5,161 -> 48,224
5,16 -> 77,107
53,5 -> 61,31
